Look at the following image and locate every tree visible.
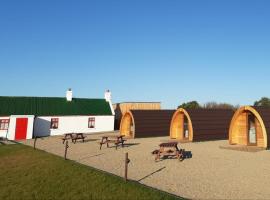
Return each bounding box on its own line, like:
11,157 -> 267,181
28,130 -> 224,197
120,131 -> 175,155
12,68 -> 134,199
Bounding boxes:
178,101 -> 201,109
254,97 -> 270,107
203,101 -> 238,110
178,101 -> 239,110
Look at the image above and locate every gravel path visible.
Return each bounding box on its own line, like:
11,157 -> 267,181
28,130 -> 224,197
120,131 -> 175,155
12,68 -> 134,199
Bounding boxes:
22,133 -> 270,199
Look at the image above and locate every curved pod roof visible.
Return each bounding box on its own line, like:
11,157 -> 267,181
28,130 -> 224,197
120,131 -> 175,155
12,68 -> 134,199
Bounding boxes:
120,110 -> 175,138
229,106 -> 270,148
170,108 -> 234,142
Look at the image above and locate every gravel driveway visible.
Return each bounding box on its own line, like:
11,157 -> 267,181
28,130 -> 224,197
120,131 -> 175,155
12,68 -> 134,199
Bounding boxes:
22,132 -> 270,199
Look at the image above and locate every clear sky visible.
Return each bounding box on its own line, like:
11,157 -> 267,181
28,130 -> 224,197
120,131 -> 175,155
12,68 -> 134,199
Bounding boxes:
0,0 -> 270,109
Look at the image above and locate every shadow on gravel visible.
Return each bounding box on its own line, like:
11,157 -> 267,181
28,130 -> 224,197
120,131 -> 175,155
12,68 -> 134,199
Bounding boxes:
101,143 -> 140,149
138,167 -> 166,182
123,143 -> 140,148
78,139 -> 99,143
77,153 -> 105,161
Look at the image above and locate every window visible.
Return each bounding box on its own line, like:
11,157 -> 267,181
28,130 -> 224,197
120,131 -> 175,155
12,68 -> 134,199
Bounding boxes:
247,113 -> 257,145
50,118 -> 59,129
88,117 -> 95,128
0,119 -> 9,130
183,116 -> 189,139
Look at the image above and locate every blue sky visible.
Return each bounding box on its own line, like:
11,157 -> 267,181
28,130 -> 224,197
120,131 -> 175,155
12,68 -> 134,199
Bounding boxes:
0,0 -> 270,108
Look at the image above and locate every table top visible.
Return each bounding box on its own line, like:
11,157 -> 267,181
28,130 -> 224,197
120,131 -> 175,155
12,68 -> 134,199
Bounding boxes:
64,133 -> 84,137
160,139 -> 180,143
102,135 -> 124,138
159,142 -> 178,147
64,133 -> 73,136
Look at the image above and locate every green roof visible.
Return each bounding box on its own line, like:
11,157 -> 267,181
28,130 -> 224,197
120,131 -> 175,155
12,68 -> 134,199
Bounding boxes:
0,96 -> 112,116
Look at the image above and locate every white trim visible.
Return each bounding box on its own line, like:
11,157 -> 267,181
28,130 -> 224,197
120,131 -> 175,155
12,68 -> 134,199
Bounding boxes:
108,100 -> 115,116
7,115 -> 34,140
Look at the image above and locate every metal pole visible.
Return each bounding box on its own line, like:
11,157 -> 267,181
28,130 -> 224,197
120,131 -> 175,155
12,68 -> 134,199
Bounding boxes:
124,152 -> 130,182
34,137 -> 37,150
64,141 -> 69,160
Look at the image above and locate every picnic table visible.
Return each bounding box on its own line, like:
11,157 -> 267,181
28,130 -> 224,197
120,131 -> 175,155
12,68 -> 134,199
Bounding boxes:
153,142 -> 184,161
62,133 -> 86,144
62,133 -> 73,144
72,133 -> 86,144
99,135 -> 126,150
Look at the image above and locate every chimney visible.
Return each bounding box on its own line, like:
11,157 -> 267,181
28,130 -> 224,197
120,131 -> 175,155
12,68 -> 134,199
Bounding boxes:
104,90 -> 115,115
104,90 -> 112,102
66,88 -> 72,101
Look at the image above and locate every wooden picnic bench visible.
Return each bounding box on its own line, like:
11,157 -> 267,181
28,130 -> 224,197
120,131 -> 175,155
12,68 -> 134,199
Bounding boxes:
72,133 -> 86,144
153,142 -> 184,161
62,133 -> 86,144
62,133 -> 74,144
99,135 -> 126,150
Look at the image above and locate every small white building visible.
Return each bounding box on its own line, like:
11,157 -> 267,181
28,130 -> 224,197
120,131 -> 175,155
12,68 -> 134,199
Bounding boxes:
0,89 -> 115,140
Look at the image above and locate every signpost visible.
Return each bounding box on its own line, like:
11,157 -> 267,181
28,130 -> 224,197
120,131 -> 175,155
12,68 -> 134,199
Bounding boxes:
124,153 -> 130,181
64,141 -> 69,160
33,137 -> 37,150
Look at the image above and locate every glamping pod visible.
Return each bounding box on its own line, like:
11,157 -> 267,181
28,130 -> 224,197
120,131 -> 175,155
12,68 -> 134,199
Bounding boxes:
229,106 -> 270,148
120,110 -> 175,138
113,102 -> 161,130
170,108 -> 234,142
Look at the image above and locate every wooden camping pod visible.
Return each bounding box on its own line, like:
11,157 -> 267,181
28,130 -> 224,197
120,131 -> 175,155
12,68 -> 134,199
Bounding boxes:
120,110 -> 175,138
229,106 -> 270,148
170,108 -> 234,142
113,102 -> 161,130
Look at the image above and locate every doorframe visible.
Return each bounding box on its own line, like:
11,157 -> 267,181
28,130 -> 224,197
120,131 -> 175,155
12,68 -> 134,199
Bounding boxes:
246,112 -> 257,146
182,115 -> 189,141
8,115 -> 35,140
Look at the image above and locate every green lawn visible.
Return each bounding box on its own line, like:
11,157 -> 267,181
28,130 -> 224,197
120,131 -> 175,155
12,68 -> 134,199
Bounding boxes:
0,144 -> 183,200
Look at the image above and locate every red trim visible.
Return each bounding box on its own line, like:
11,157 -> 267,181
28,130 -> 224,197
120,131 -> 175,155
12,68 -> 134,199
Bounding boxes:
0,119 -> 10,130
15,118 -> 28,140
88,117 -> 95,128
50,118 -> 59,129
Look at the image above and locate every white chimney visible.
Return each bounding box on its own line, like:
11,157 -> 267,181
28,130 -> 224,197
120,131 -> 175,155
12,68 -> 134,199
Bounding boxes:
104,89 -> 115,115
104,90 -> 112,102
66,88 -> 73,101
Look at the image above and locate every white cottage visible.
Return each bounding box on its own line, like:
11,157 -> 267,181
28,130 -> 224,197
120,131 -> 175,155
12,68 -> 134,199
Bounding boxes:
0,90 -> 115,140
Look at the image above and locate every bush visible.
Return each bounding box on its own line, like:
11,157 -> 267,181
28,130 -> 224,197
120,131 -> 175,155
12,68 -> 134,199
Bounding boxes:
178,101 -> 238,110
254,97 -> 270,107
178,101 -> 201,109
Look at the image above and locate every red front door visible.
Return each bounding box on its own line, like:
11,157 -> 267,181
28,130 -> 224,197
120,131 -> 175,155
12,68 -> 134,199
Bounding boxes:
15,118 -> 28,140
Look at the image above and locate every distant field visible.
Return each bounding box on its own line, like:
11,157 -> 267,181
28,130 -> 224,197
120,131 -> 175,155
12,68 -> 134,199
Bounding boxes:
0,144 -> 182,200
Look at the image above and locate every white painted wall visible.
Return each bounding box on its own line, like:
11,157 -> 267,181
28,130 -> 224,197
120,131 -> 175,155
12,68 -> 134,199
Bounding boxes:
0,117 -> 9,138
6,115 -> 34,140
34,115 -> 115,137
0,115 -> 114,139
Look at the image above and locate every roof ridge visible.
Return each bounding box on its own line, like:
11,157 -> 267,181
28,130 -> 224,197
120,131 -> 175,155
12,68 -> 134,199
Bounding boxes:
0,96 -> 105,100
0,96 -> 112,116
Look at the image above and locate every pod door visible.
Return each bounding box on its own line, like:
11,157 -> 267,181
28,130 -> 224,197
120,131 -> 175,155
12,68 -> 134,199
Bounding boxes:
170,110 -> 192,141
229,106 -> 267,148
183,115 -> 189,140
120,113 -> 134,138
247,113 -> 257,146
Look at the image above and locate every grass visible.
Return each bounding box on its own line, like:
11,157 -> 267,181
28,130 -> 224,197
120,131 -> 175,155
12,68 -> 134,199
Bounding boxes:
0,144 -> 183,200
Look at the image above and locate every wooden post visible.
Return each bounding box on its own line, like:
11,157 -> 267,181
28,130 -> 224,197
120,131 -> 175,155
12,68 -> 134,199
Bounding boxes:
124,152 -> 130,182
33,137 -> 37,150
64,141 -> 69,160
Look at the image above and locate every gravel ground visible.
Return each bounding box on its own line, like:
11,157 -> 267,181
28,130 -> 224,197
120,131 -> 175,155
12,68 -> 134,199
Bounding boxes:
22,132 -> 270,200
